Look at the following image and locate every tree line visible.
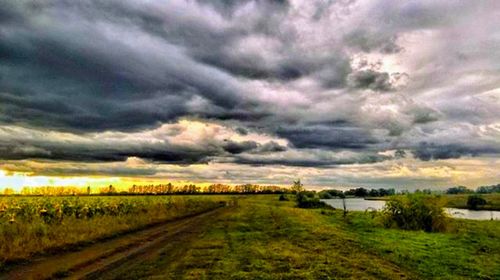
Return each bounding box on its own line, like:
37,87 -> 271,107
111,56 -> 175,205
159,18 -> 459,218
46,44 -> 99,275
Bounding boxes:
445,184 -> 500,194
318,187 -> 396,199
1,183 -> 287,196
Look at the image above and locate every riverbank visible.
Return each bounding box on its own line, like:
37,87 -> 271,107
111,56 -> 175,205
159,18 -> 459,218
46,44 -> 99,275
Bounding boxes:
445,193 -> 500,211
365,193 -> 500,211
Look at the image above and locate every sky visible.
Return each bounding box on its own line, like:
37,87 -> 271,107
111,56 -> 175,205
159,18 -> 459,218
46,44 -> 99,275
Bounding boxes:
0,0 -> 499,191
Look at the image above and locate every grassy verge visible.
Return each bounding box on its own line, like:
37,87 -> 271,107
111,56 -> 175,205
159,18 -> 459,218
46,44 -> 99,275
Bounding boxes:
337,212 -> 499,279
129,195 -> 498,279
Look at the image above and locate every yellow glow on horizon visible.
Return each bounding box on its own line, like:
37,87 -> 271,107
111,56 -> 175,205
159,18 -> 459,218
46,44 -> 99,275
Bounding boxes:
0,170 -> 122,191
0,169 -> 217,192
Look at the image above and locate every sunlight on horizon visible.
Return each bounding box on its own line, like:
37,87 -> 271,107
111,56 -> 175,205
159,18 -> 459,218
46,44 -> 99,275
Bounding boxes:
0,170 -> 122,191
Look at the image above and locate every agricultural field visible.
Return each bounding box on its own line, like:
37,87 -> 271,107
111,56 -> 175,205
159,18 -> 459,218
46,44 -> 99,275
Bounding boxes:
0,195 -> 228,267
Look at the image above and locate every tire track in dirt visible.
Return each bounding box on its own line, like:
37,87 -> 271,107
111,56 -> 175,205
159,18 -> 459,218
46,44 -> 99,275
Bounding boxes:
0,207 -> 227,280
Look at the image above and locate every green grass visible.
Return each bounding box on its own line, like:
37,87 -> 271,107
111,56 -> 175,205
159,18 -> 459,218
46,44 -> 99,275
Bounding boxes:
340,212 -> 499,279
2,195 -> 499,279
125,195 -> 499,279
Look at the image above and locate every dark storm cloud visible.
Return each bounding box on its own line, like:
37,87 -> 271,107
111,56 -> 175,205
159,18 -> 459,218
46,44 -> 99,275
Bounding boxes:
233,152 -> 387,167
0,124 -> 290,165
222,140 -> 259,154
0,0 -> 499,180
411,143 -> 500,161
0,131 -> 271,164
0,1 -> 250,132
276,125 -> 378,150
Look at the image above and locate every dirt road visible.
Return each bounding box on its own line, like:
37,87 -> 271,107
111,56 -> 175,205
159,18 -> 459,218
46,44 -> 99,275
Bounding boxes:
0,207 -> 227,280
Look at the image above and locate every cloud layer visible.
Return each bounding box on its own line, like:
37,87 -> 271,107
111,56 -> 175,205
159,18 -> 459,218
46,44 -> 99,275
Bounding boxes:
0,0 -> 499,188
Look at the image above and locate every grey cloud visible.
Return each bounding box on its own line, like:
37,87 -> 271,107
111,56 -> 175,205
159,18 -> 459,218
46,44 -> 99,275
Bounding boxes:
0,124 -> 292,165
0,1 -> 250,132
0,138 -> 210,164
344,29 -> 403,54
410,107 -> 440,124
411,143 -> 500,161
235,127 -> 248,135
232,150 -> 389,167
276,124 -> 378,150
347,70 -> 393,91
222,140 -> 259,154
256,141 -> 288,153
0,0 -> 499,181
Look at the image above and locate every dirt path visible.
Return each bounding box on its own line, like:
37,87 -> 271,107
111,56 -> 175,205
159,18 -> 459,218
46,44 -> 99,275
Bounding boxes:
0,207 -> 227,280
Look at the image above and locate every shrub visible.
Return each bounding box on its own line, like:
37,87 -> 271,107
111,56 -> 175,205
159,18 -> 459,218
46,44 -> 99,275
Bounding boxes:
318,192 -> 333,199
466,194 -> 487,210
296,192 -> 333,209
278,194 -> 289,201
303,191 -> 316,198
382,194 -> 448,232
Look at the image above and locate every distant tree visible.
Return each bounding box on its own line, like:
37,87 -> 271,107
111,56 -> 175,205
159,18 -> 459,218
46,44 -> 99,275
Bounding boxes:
476,184 -> 500,194
467,195 -> 487,210
21,187 -> 32,195
353,187 -> 368,197
3,188 -> 15,195
327,189 -> 344,197
369,189 -> 380,197
291,179 -> 304,193
446,186 -> 473,194
378,188 -> 395,196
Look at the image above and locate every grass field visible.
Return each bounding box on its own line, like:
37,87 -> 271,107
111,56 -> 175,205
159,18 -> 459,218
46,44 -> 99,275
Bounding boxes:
1,195 -> 499,279
122,195 -> 500,279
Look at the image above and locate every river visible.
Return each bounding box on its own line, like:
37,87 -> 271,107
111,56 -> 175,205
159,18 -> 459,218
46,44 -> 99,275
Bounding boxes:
321,198 -> 500,220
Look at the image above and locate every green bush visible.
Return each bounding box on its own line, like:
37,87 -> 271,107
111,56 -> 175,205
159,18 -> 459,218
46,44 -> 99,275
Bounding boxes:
466,194 -> 487,210
318,192 -> 333,199
278,194 -> 289,201
296,192 -> 333,209
382,194 -> 448,232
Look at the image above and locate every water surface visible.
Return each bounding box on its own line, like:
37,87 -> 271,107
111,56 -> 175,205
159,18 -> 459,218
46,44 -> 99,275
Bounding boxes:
321,198 -> 500,220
